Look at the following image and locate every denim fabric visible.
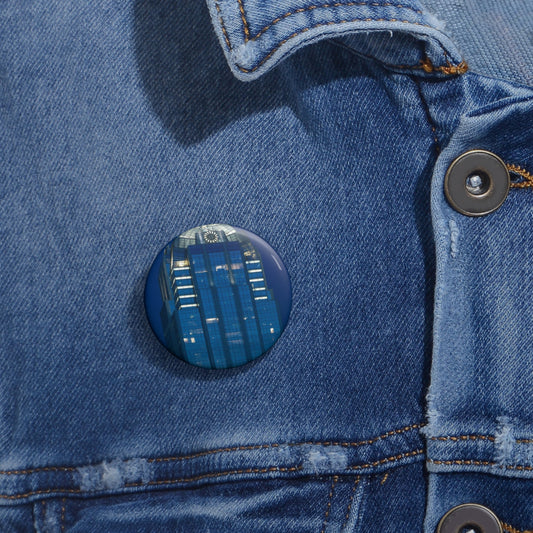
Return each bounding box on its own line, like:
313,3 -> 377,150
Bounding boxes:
422,77 -> 533,531
423,0 -> 533,87
0,0 -> 532,531
206,0 -> 463,81
25,465 -> 426,532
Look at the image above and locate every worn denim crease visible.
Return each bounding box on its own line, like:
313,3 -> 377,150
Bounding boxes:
0,423 -> 425,501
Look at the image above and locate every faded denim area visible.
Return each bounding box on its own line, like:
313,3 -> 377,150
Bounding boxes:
0,0 -> 532,531
423,0 -> 533,87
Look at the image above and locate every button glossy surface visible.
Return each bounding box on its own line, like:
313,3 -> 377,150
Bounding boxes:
436,503 -> 502,533
145,224 -> 291,369
444,149 -> 510,216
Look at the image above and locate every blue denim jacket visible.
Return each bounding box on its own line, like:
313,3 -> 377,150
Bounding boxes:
1,0 -> 532,531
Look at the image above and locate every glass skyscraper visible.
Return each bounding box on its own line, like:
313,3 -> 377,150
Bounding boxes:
158,224 -> 281,368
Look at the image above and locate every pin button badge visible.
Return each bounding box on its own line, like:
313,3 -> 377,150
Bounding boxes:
145,224 -> 291,369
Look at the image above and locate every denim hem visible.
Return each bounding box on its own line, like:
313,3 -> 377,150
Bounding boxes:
205,0 -> 466,80
426,435 -> 533,480
0,423 -> 424,505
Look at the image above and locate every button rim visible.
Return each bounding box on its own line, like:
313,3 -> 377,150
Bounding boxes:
436,503 -> 503,533
444,149 -> 510,217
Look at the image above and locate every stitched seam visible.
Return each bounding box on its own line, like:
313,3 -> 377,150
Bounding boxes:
330,39 -> 467,75
507,163 -> 533,188
215,1 -> 232,50
429,435 -> 496,442
321,475 -> 339,533
0,467 -> 304,500
420,55 -> 467,75
502,521 -> 533,533
235,19 -> 467,73
428,458 -> 533,471
60,497 -> 66,532
0,466 -> 78,476
237,0 -> 250,39
147,423 -> 424,463
430,435 -> 533,444
125,464 -> 305,487
215,1 -> 468,73
380,472 -> 389,484
413,77 -> 440,154
248,2 -> 424,42
346,449 -> 424,470
507,464 -> 533,471
341,476 -> 361,530
0,423 -> 423,476
0,449 -> 423,500
429,458 -> 496,466
0,488 -> 83,501
0,450 -> 423,501
408,59 -> 467,74
0,466 -> 77,475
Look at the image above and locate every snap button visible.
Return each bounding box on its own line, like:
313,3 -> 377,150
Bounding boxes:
436,503 -> 502,533
144,224 -> 291,369
444,149 -> 510,216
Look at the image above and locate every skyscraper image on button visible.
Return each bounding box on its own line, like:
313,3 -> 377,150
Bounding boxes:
145,224 -> 291,369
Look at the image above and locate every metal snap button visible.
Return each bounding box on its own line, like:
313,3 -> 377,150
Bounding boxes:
436,503 -> 502,533
145,224 -> 292,369
444,149 -> 510,216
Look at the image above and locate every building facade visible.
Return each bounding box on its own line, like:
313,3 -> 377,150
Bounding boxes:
158,224 -> 281,368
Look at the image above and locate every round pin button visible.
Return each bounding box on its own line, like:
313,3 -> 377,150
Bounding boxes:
436,503 -> 502,533
444,149 -> 510,216
145,224 -> 291,369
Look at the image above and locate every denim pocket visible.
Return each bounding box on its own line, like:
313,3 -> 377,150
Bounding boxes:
31,476 -> 365,533
21,463 -> 427,532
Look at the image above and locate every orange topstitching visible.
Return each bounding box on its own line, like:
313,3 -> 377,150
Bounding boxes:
320,475 -> 339,533
341,475 -> 361,530
507,163 -> 533,188
502,521 -> 533,533
0,448 -> 424,500
0,423 -> 423,476
214,0 -> 466,74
